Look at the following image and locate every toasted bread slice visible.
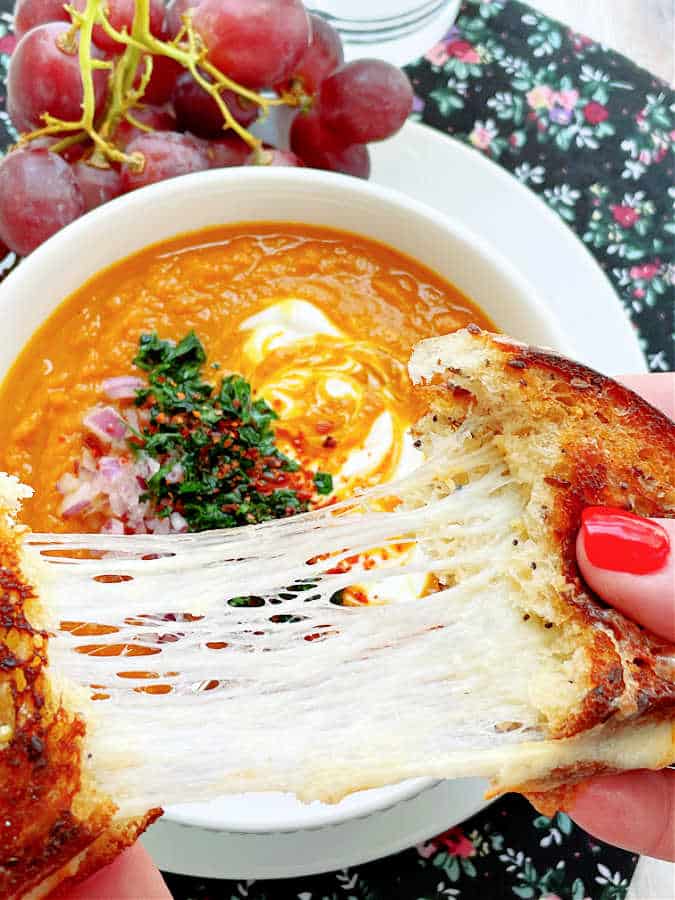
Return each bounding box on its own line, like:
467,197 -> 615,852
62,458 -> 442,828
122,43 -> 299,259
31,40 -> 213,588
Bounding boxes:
1,327 -> 673,897
409,326 -> 674,808
0,480 -> 160,899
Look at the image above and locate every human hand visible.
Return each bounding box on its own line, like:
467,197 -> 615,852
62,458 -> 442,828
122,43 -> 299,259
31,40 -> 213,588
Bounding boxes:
54,842 -> 170,899
570,373 -> 675,861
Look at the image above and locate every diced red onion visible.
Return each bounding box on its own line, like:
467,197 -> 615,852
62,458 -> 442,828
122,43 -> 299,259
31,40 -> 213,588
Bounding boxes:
84,406 -> 127,444
102,518 -> 125,535
56,472 -> 79,495
98,455 -> 124,481
165,462 -> 185,485
170,511 -> 188,533
80,449 -> 98,474
60,482 -> 97,518
136,454 -> 161,480
102,376 -> 145,400
124,407 -> 143,433
147,517 -> 172,535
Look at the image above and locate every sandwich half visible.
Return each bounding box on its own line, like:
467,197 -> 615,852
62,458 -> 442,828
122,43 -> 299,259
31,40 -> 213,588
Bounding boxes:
1,326 -> 673,898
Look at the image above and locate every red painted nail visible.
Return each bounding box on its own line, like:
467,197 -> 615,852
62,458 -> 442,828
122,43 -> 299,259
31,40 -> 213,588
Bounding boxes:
581,507 -> 671,575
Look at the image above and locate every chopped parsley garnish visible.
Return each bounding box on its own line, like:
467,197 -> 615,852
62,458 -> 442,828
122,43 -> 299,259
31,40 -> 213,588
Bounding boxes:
130,331 -> 333,531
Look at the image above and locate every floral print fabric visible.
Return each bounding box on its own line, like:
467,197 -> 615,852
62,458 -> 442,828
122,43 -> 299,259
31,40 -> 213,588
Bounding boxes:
0,0 -> 670,896
410,0 -> 674,372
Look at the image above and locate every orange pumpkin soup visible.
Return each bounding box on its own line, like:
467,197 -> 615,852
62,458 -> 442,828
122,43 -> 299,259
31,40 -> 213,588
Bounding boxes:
0,223 -> 494,533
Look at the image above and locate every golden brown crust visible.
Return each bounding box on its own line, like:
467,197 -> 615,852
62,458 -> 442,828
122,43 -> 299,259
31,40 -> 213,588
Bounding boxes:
525,782 -> 592,817
0,502 -> 159,899
46,810 -> 162,900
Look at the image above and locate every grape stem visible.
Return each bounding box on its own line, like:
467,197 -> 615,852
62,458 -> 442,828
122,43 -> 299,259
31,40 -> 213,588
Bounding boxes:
18,0 -> 297,167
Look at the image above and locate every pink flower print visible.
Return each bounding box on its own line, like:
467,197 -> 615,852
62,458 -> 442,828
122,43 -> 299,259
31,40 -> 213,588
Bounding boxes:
569,30 -> 594,52
540,895 -> 563,900
630,263 -> 660,280
549,89 -> 579,125
584,101 -> 609,124
0,34 -> 16,54
446,40 -> 481,63
634,288 -> 646,298
425,42 -> 450,66
611,205 -> 641,228
639,150 -> 653,165
416,841 -> 437,859
469,122 -> 495,150
555,89 -> 579,110
527,84 -> 554,110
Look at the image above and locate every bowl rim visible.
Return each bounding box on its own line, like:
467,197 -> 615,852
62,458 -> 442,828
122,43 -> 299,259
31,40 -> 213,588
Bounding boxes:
0,167 -> 573,358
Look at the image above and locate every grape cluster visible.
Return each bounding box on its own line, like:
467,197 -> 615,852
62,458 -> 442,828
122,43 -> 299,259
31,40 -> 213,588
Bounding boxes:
0,0 -> 414,255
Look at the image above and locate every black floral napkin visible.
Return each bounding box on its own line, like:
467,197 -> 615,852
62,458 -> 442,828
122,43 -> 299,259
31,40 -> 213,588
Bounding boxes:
407,0 -> 674,373
0,0 -> 672,897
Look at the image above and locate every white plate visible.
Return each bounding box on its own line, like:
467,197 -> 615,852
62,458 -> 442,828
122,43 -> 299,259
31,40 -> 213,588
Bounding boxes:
143,123 -> 646,879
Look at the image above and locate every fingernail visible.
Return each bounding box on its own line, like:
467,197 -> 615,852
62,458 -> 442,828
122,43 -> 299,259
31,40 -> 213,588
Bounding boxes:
581,507 -> 670,575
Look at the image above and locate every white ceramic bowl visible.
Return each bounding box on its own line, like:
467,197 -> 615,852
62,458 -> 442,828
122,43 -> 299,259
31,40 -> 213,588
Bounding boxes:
0,168 -> 573,834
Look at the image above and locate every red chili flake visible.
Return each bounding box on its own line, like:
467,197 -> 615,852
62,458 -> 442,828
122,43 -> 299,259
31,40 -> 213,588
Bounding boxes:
83,433 -> 105,457
322,436 -> 337,449
315,421 -> 333,434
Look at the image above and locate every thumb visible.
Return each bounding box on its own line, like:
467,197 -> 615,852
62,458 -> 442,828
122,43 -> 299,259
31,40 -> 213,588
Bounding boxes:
570,769 -> 675,860
576,508 -> 675,642
53,843 -> 170,899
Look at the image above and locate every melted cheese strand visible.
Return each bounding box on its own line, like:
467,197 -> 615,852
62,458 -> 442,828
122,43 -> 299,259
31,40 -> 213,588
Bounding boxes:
19,428 -> 586,812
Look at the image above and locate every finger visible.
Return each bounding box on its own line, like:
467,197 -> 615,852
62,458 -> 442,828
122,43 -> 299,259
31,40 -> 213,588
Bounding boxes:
616,373 -> 675,418
577,513 -> 675,641
56,842 -> 171,899
570,769 -> 675,861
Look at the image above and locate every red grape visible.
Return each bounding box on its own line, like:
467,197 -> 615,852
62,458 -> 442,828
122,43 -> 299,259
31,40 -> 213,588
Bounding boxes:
193,0 -> 311,89
72,0 -> 165,53
172,71 -> 258,138
275,14 -> 343,97
8,23 -> 108,132
319,59 -> 413,144
164,0 -> 201,38
138,55 -> 182,106
13,0 -> 70,40
290,110 -> 370,179
249,148 -> 304,167
72,160 -> 123,211
203,135 -> 250,169
0,148 -> 84,254
121,131 -> 209,191
113,106 -> 176,149
30,134 -> 86,163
